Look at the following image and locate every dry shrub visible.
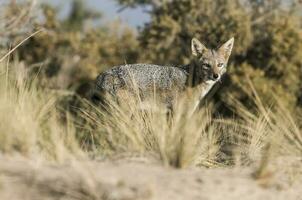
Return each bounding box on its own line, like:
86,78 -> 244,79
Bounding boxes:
221,79 -> 302,167
0,59 -> 82,161
0,0 -> 38,44
80,79 -> 228,168
1,55 -> 301,169
78,79 -> 302,170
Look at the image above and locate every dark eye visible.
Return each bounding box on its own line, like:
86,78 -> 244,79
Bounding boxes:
218,63 -> 224,68
202,63 -> 211,68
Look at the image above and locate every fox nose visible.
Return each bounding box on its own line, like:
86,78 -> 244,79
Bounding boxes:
213,74 -> 219,80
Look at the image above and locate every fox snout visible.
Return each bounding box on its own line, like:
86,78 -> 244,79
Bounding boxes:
211,67 -> 222,81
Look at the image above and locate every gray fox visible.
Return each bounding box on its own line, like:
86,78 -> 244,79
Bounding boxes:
91,37 -> 234,111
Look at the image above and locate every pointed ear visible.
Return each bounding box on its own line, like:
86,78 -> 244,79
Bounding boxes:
191,38 -> 207,57
218,37 -> 234,61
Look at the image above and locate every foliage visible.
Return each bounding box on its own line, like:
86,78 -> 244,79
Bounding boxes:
63,0 -> 102,31
6,1 -> 140,97
0,0 -> 38,42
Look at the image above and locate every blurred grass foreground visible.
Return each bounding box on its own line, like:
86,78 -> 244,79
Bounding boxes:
0,0 -> 302,200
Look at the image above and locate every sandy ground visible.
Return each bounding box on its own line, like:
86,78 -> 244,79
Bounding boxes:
0,156 -> 301,200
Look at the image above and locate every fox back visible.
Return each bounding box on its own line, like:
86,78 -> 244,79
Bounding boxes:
91,37 -> 234,109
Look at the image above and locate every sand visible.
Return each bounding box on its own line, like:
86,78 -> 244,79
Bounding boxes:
0,156 -> 301,200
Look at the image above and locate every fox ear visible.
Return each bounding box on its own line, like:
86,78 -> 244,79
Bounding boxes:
218,37 -> 234,61
191,38 -> 207,57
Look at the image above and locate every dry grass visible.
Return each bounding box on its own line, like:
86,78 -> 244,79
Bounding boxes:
0,57 -> 301,169
0,1 -> 300,169
81,95 -> 222,168
0,60 -> 82,161
221,80 -> 302,166
0,2 -> 301,199
76,76 -> 302,170
0,51 -> 302,200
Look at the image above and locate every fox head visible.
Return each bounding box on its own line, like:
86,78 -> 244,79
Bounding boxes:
191,37 -> 234,83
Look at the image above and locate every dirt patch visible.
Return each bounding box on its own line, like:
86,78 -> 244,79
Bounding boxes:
0,156 -> 301,200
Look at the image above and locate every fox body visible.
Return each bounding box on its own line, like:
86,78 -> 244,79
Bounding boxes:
91,37 -> 234,110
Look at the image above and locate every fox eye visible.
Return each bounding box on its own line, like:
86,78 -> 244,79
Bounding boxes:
218,63 -> 224,68
202,63 -> 211,69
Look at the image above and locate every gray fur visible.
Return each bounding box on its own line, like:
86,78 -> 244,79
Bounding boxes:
95,64 -> 187,94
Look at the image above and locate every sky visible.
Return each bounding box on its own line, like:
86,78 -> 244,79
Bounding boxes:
41,0 -> 150,28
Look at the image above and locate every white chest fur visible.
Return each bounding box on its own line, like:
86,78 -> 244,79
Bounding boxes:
191,80 -> 216,114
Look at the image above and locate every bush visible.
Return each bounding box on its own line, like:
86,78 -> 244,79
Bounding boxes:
6,1 -> 141,97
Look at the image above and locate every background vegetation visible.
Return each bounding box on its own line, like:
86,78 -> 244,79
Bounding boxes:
3,0 -> 302,113
0,0 -> 301,168
118,0 -> 302,114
